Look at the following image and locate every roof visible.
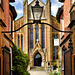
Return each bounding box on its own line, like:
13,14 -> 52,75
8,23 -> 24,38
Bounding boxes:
56,6 -> 63,23
59,0 -> 64,2
9,4 -> 17,20
9,0 -> 15,2
51,15 -> 60,31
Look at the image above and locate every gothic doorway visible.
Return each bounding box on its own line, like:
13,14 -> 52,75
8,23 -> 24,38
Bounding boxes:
34,52 -> 42,66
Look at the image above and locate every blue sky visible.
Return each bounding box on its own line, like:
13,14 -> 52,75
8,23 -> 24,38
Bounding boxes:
10,0 -> 63,20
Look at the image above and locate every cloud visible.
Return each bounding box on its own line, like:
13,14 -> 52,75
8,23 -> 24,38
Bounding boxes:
51,4 -> 58,16
51,0 -> 63,16
16,9 -> 23,15
28,0 -> 33,4
11,0 -> 63,19
15,0 -> 23,4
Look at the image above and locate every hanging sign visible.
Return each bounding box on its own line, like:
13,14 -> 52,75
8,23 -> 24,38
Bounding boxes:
54,39 -> 59,46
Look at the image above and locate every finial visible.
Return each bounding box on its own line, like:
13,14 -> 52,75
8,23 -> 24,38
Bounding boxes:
35,0 -> 40,6
36,39 -> 39,42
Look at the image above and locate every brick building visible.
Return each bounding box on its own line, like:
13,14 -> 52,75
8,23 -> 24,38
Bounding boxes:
56,0 -> 75,75
13,0 -> 60,70
0,0 -> 17,75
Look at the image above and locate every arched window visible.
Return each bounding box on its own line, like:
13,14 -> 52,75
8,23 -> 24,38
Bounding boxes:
56,34 -> 58,59
30,25 -> 33,48
36,25 -> 39,41
18,35 -> 20,48
53,34 -> 55,59
42,25 -> 45,48
21,35 -> 23,51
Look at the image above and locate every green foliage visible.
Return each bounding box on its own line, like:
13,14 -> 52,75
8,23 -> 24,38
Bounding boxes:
12,45 -> 30,75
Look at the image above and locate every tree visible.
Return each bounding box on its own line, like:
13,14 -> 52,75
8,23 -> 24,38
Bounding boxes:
12,45 -> 30,75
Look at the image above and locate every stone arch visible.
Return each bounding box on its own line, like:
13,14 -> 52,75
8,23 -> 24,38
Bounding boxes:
32,50 -> 44,66
33,51 -> 42,66
32,50 -> 43,59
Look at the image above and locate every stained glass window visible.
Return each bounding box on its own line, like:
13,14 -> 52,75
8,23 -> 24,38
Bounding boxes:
21,35 -> 23,51
53,34 -> 55,59
30,25 -> 33,48
56,34 -> 58,59
36,25 -> 39,41
18,35 -> 20,48
42,25 -> 45,48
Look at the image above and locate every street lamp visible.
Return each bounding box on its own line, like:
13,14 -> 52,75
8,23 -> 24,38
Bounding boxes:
31,0 -> 43,23
2,0 -> 72,33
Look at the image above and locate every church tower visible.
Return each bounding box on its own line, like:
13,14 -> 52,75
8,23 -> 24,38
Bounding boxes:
13,0 -> 60,70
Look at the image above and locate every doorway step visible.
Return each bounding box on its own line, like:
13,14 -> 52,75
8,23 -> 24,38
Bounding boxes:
30,66 -> 45,71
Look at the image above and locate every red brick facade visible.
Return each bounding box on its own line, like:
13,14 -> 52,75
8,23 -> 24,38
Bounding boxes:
57,0 -> 75,75
0,0 -> 17,75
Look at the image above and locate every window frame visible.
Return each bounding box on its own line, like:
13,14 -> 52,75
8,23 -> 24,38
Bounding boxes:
36,25 -> 39,41
9,14 -> 13,36
42,25 -> 45,48
52,33 -> 59,60
30,25 -> 33,48
21,35 -> 23,51
18,35 -> 20,48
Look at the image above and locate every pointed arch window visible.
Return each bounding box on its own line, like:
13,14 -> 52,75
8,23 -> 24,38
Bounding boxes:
53,34 -> 55,59
56,34 -> 58,59
30,25 -> 33,48
18,35 -> 20,48
42,25 -> 45,48
36,25 -> 39,41
53,33 -> 59,60
21,35 -> 23,51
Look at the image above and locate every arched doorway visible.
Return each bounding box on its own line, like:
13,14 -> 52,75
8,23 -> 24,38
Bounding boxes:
34,52 -> 42,66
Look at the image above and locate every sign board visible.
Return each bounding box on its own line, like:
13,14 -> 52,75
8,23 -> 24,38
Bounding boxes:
54,39 -> 59,46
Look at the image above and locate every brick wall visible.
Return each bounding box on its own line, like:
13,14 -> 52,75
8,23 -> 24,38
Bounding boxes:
0,0 -> 16,75
64,50 -> 72,75
59,0 -> 73,75
3,50 -> 10,75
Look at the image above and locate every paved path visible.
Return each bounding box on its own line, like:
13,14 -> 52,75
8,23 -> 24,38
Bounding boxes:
29,71 -> 49,75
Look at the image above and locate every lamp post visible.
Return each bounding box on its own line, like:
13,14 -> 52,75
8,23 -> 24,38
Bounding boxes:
2,0 -> 72,33
31,0 -> 43,23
